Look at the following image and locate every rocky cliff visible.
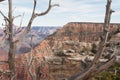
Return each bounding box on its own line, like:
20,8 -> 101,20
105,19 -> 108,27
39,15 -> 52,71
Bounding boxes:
48,22 -> 119,42
0,22 -> 119,80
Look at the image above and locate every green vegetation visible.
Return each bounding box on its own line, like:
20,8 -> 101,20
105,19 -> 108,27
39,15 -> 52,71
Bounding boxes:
91,42 -> 97,54
94,64 -> 120,80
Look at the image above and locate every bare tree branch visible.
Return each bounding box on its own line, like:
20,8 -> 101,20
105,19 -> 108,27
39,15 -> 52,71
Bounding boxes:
28,55 -> 35,80
35,0 -> 59,16
108,25 -> 120,40
24,0 -> 37,34
2,19 -> 9,40
96,56 -> 116,74
28,35 -> 36,80
19,12 -> 25,27
14,0 -> 36,42
13,15 -> 21,20
93,0 -> 113,63
16,0 -> 59,42
0,61 -> 8,65
0,10 -> 10,22
14,13 -> 25,35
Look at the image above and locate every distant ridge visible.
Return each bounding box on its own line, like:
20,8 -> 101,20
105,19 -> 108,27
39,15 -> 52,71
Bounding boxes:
68,22 -> 120,25
0,26 -> 61,54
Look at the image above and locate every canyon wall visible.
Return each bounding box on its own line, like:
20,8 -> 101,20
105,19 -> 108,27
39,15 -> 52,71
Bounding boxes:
0,22 -> 119,80
48,22 -> 119,42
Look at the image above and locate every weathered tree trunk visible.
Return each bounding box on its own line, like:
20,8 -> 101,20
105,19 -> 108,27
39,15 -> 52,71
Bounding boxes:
8,0 -> 15,80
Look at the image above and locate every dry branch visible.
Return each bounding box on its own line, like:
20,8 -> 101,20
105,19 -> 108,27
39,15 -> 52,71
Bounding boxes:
0,10 -> 10,22
96,56 -> 116,74
68,0 -> 117,80
16,0 -> 59,42
0,61 -> 8,65
13,15 -> 21,20
35,0 -> 59,16
28,35 -> 36,80
108,26 -> 120,40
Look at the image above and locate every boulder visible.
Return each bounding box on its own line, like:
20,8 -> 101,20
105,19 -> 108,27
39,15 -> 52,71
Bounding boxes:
67,49 -> 75,53
44,56 -> 63,65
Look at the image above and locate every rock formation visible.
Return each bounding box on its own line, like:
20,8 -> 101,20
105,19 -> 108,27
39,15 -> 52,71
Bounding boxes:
0,22 -> 119,80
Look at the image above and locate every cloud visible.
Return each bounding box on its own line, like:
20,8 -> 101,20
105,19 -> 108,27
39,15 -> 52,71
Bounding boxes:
52,0 -> 105,23
113,11 -> 120,16
54,0 -> 105,14
0,0 -> 120,27
14,6 -> 32,13
13,0 -> 33,4
54,0 -> 120,24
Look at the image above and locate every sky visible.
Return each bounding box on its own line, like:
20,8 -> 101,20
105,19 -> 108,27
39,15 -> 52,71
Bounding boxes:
0,0 -> 120,27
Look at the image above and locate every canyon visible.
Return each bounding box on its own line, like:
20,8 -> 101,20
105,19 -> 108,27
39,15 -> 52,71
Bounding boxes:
0,22 -> 120,80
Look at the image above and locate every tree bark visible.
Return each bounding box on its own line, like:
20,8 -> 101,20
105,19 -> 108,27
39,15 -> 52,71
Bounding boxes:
8,0 -> 15,80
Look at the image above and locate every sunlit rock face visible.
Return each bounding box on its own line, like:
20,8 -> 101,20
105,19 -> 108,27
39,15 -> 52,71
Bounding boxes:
50,22 -> 119,42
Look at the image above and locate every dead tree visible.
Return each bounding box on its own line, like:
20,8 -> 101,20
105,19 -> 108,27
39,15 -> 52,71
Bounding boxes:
68,0 -> 119,80
8,0 -> 16,79
15,0 -> 59,43
26,35 -> 36,80
0,0 -> 58,80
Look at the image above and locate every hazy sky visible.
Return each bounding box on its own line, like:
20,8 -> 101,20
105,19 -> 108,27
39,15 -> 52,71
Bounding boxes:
0,0 -> 120,27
